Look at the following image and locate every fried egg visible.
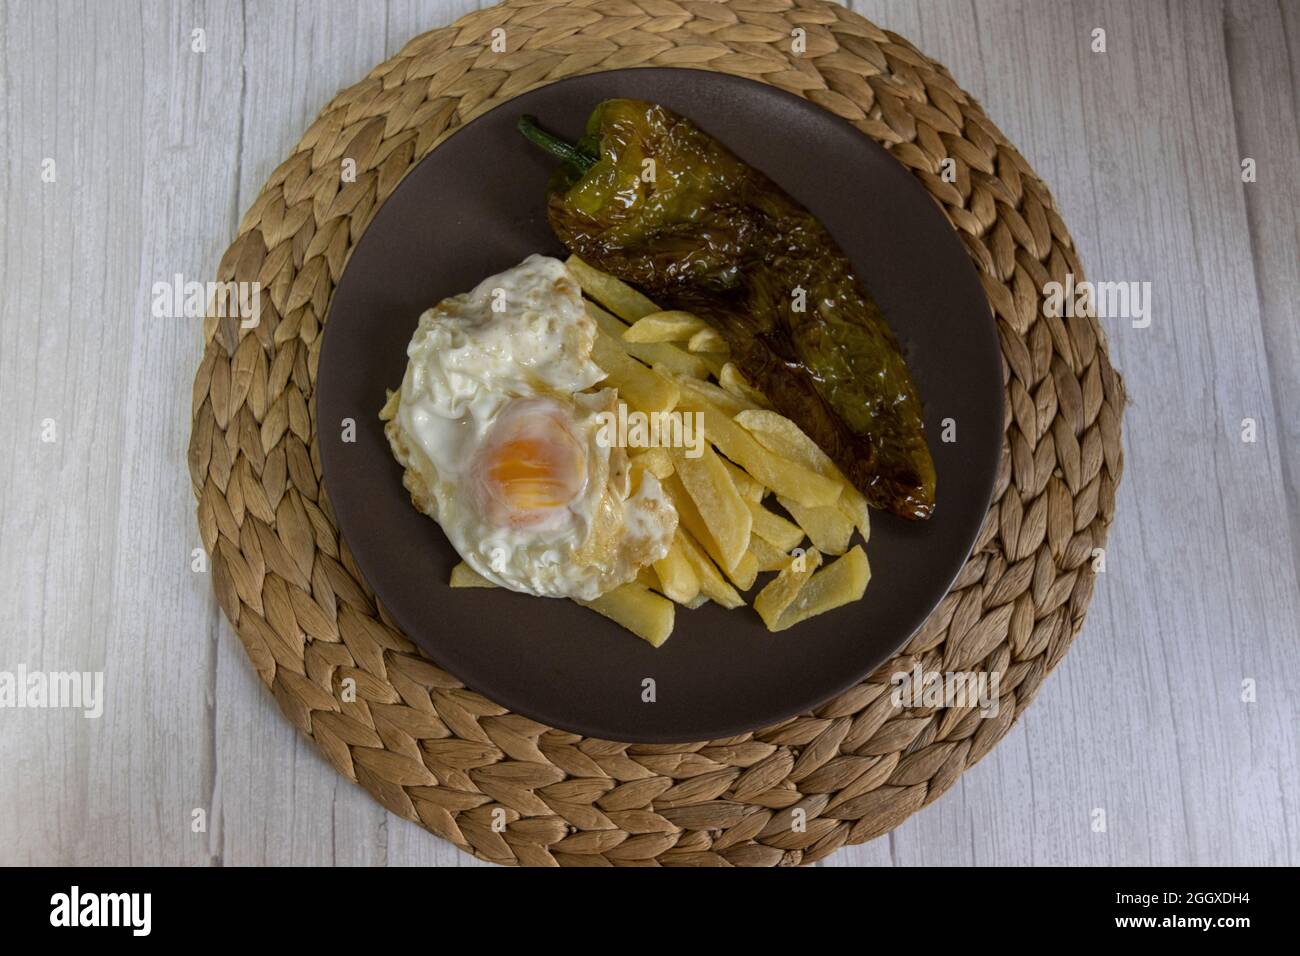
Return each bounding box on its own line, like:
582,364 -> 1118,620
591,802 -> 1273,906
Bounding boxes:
383,254 -> 677,601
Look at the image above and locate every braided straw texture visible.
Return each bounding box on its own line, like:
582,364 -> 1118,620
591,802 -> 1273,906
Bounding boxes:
188,0 -> 1124,866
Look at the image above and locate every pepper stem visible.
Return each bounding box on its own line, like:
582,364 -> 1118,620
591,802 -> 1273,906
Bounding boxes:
517,115 -> 597,173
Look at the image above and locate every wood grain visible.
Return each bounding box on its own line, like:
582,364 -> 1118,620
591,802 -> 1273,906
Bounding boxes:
0,0 -> 1295,867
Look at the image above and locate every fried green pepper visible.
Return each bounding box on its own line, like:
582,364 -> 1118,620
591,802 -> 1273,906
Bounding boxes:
519,100 -> 936,520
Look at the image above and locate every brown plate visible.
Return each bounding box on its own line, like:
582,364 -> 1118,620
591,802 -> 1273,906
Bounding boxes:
317,69 -> 1003,743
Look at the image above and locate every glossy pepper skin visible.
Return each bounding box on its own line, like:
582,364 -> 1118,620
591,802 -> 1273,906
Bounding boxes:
523,99 -> 936,520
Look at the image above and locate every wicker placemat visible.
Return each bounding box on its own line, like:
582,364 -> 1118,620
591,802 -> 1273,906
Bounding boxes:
188,0 -> 1124,866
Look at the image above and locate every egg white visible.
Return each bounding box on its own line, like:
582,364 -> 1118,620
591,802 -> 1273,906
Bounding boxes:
383,254 -> 677,601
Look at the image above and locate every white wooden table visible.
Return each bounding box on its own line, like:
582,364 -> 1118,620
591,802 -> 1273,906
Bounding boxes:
2,0 -> 1296,867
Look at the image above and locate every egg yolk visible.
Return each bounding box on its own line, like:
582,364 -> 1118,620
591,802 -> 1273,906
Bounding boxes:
478,410 -> 587,527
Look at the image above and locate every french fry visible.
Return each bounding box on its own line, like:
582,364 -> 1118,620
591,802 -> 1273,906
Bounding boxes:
455,546 -> 679,647
591,333 -> 679,414
688,327 -> 727,353
768,545 -> 871,633
567,255 -> 659,320
747,531 -> 795,572
567,255 -> 709,377
673,372 -> 756,416
734,408 -> 870,539
629,446 -> 675,481
727,551 -> 759,591
624,311 -> 707,343
652,536 -> 701,605
693,354 -> 731,382
675,529 -> 744,609
580,582 -> 675,647
672,446 -> 752,573
745,498 -> 804,552
672,380 -> 842,508
664,473 -> 753,590
777,495 -> 854,556
587,302 -> 711,379
840,495 -> 871,543
722,457 -> 764,502
754,548 -> 823,630
691,353 -> 729,379
450,562 -> 496,588
718,363 -> 771,408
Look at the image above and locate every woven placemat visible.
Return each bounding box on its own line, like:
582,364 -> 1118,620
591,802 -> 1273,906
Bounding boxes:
188,0 -> 1124,866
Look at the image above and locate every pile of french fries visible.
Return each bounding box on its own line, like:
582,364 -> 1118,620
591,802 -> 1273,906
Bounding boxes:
451,255 -> 872,646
